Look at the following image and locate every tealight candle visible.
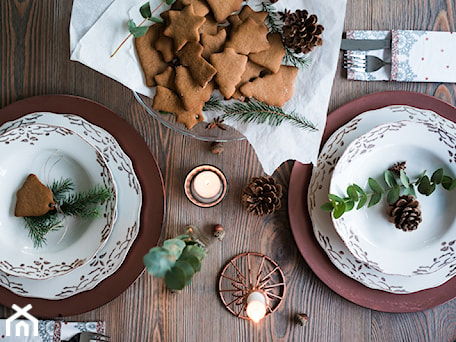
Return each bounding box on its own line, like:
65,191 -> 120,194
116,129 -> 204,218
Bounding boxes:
192,170 -> 222,199
246,291 -> 267,323
184,165 -> 228,208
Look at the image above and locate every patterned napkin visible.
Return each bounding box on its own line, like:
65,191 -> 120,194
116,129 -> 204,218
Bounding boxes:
0,319 -> 105,341
346,30 -> 456,82
69,0 -> 347,175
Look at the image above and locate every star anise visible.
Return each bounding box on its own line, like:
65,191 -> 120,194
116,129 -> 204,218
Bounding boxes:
205,117 -> 227,130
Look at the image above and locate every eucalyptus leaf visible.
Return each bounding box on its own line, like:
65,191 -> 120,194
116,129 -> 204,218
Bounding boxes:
183,244 -> 206,261
333,202 -> 346,219
320,202 -> 334,212
368,192 -> 382,207
346,185 -> 359,201
139,2 -> 151,18
163,238 -> 186,259
417,175 -> 434,195
166,0 -> 176,5
328,193 -> 344,202
403,185 -> 416,197
399,170 -> 410,188
442,175 -> 453,190
386,185 -> 400,205
178,253 -> 202,272
149,16 -> 164,23
384,170 -> 397,187
431,168 -> 444,184
143,247 -> 176,278
368,178 -> 383,194
164,264 -> 187,290
344,200 -> 355,212
128,20 -> 149,38
357,192 -> 368,209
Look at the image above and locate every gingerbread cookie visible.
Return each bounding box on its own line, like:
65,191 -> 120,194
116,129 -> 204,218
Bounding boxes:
134,25 -> 168,87
177,42 -> 217,87
154,25 -> 175,63
175,66 -> 214,110
201,28 -> 227,59
232,61 -> 265,100
154,66 -> 176,91
15,174 -> 55,217
163,4 -> 206,51
248,32 -> 286,73
210,47 -> 248,99
226,17 -> 270,55
238,5 -> 268,23
152,86 -> 204,129
240,65 -> 299,107
205,0 -> 243,23
181,0 -> 210,17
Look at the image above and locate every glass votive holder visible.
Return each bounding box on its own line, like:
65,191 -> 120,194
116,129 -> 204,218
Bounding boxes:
184,165 -> 227,208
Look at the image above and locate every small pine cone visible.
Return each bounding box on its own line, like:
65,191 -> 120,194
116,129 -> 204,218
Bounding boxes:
386,195 -> 422,232
279,9 -> 324,54
241,176 -> 283,216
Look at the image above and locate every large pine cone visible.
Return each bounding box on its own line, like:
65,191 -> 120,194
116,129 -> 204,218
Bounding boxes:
280,9 -> 324,54
386,195 -> 422,232
241,176 -> 283,216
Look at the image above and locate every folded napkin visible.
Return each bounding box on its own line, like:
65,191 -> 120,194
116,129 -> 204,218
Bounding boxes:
346,30 -> 456,83
0,318 -> 105,341
69,0 -> 347,175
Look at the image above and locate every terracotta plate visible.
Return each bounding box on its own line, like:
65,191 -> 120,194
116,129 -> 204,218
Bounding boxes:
289,91 -> 456,312
0,95 -> 164,317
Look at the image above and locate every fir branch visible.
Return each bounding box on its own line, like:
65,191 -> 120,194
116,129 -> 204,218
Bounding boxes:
59,186 -> 112,218
283,46 -> 312,69
49,178 -> 74,203
221,99 -> 318,132
262,2 -> 282,33
203,95 -> 224,111
23,212 -> 63,248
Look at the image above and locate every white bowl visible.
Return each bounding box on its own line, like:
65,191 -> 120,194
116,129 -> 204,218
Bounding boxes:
330,120 -> 456,276
0,123 -> 117,280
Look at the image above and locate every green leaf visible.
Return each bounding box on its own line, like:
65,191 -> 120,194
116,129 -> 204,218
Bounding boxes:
417,175 -> 435,196
163,238 -> 186,259
386,185 -> 400,205
344,200 -> 355,212
353,184 -> 367,209
128,20 -> 149,38
165,0 -> 176,5
320,202 -> 334,211
403,185 -> 416,197
328,193 -> 344,202
143,247 -> 176,278
149,16 -> 164,23
368,178 -> 384,194
139,2 -> 151,18
175,260 -> 196,286
346,185 -> 358,202
442,175 -> 453,190
399,170 -> 410,188
384,170 -> 397,187
183,244 -> 206,261
431,168 -> 444,184
164,264 -> 187,290
368,192 -> 382,207
333,202 -> 346,219
178,253 -> 202,272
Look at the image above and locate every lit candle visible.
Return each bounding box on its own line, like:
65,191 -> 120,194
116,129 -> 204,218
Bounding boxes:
246,291 -> 267,323
191,170 -> 222,200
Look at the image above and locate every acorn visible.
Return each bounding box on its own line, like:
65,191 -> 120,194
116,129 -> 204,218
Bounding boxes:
213,224 -> 225,241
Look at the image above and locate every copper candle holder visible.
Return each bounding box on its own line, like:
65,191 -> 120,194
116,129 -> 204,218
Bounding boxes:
218,252 -> 286,322
184,165 -> 227,208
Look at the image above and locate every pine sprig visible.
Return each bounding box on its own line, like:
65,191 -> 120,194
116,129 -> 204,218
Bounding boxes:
321,165 -> 456,219
283,46 -> 312,69
221,99 -> 318,132
23,179 -> 112,248
262,2 -> 282,33
203,95 -> 224,112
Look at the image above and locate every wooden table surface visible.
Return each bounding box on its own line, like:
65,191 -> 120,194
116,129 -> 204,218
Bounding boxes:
1,1 -> 456,341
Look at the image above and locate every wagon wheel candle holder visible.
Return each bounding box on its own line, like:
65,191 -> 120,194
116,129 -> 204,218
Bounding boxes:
218,252 -> 286,323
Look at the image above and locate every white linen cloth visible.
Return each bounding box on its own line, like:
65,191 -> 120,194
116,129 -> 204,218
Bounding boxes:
70,0 -> 347,175
0,319 -> 105,341
346,30 -> 456,83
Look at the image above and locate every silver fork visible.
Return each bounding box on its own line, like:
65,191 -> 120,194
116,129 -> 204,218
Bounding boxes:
344,53 -> 390,72
62,331 -> 110,342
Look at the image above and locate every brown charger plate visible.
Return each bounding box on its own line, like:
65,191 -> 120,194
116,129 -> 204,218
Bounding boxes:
0,95 -> 164,317
289,91 -> 456,313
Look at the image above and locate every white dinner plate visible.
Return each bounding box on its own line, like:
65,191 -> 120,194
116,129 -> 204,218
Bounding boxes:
0,113 -> 142,299
308,105 -> 456,293
0,123 -> 117,280
330,120 -> 456,276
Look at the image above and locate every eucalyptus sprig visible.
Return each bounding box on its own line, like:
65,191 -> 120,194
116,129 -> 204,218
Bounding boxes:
321,167 -> 456,219
111,0 -> 176,58
143,234 -> 206,290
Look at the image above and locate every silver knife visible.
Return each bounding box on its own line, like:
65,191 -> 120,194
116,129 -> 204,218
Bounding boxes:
340,38 -> 391,50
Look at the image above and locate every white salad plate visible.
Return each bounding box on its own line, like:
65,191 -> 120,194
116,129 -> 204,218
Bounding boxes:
0,123 -> 117,280
0,113 -> 142,299
330,120 -> 456,276
308,105 -> 456,293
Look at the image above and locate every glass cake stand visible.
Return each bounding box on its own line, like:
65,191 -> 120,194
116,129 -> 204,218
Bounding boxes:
133,91 -> 245,142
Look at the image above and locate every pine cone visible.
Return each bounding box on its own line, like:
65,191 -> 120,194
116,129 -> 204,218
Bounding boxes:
386,195 -> 422,231
279,9 -> 324,54
241,176 -> 283,216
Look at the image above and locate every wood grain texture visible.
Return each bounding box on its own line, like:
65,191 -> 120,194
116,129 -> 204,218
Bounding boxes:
1,1 -> 456,341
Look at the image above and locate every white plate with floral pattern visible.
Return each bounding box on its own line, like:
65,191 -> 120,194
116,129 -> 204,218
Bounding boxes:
308,105 -> 456,293
0,113 -> 141,299
0,123 -> 117,280
330,120 -> 456,276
